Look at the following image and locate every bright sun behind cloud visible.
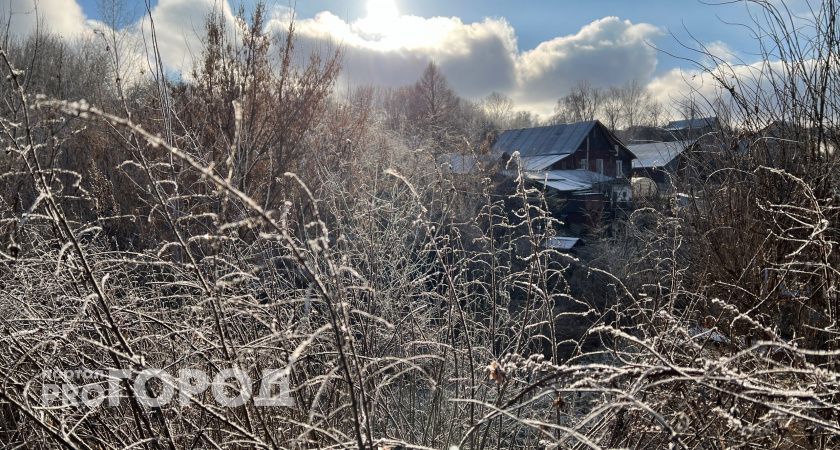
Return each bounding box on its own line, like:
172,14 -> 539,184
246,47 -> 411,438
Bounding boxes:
366,0 -> 400,25
359,0 -> 406,44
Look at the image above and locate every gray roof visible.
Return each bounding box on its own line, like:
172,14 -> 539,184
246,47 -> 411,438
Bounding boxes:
492,121 -> 598,158
513,154 -> 566,171
527,170 -> 614,192
628,140 -> 693,169
545,237 -> 581,250
442,153 -> 479,174
664,117 -> 717,131
688,326 -> 730,344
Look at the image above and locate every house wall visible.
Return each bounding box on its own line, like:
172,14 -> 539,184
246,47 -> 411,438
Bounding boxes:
549,126 -> 633,177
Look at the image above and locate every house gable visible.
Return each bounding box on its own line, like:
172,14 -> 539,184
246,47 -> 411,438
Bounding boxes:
493,120 -> 635,177
545,122 -> 635,177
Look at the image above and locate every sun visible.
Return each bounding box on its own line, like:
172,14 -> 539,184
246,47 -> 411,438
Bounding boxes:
358,0 -> 424,49
365,0 -> 400,31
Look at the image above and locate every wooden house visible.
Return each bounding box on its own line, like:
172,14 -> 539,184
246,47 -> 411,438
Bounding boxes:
492,120 -> 637,227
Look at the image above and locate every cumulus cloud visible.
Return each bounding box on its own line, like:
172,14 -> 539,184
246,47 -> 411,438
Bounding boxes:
1,0 -> 237,78
1,0 -> 90,39
645,57 -> 809,123
272,12 -> 663,114
515,17 -> 663,106
272,11 -> 519,98
4,0 -> 673,116
0,1 -> 152,86
140,0 -> 237,73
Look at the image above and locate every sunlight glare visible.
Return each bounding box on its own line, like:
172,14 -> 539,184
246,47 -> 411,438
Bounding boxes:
366,0 -> 400,32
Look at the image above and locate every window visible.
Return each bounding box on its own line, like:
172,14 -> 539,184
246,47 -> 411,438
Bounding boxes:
579,158 -> 588,170
616,160 -> 624,177
596,159 -> 604,175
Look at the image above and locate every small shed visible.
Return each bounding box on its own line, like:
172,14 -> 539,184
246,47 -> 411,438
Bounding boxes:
628,140 -> 693,185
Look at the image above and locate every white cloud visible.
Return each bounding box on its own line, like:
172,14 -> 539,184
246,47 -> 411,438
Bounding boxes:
645,57 -> 808,123
701,40 -> 738,65
515,16 -> 663,113
273,11 -> 520,98
0,1 -> 150,87
139,0 -> 237,74
3,0 -> 673,116
271,13 -> 663,115
1,0 -> 237,78
0,0 -> 88,39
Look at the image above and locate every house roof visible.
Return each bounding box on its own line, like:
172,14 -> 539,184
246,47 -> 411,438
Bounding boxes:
538,179 -> 592,192
442,153 -> 480,174
664,117 -> 718,131
628,140 -> 693,169
527,170 -> 614,192
492,121 -> 599,158
545,237 -> 581,250
513,154 -> 567,171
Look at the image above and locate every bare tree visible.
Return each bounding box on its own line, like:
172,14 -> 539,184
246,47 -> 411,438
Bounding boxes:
510,110 -> 537,129
481,91 -> 515,129
552,80 -> 604,123
601,86 -> 624,131
407,62 -> 462,151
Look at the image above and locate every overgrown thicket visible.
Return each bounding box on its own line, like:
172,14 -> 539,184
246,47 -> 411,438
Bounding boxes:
0,1 -> 838,449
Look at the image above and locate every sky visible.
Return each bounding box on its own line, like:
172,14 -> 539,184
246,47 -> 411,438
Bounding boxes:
1,0 -> 805,116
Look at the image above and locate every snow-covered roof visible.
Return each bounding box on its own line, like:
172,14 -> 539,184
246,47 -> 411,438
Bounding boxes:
540,179 -> 591,192
545,236 -> 581,250
688,326 -> 731,344
527,170 -> 614,183
513,154 -> 566,171
628,140 -> 693,169
442,153 -> 479,174
526,170 -> 615,192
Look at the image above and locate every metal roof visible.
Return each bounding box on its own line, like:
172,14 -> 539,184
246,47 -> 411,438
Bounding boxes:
528,170 -> 614,184
627,140 -> 693,169
538,179 -> 592,192
545,237 -> 581,250
514,154 -> 566,171
528,170 -> 614,192
664,117 -> 717,131
442,153 -> 479,174
492,121 -> 598,158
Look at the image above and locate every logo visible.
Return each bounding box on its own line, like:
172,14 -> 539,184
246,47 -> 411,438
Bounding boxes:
39,367 -> 294,408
